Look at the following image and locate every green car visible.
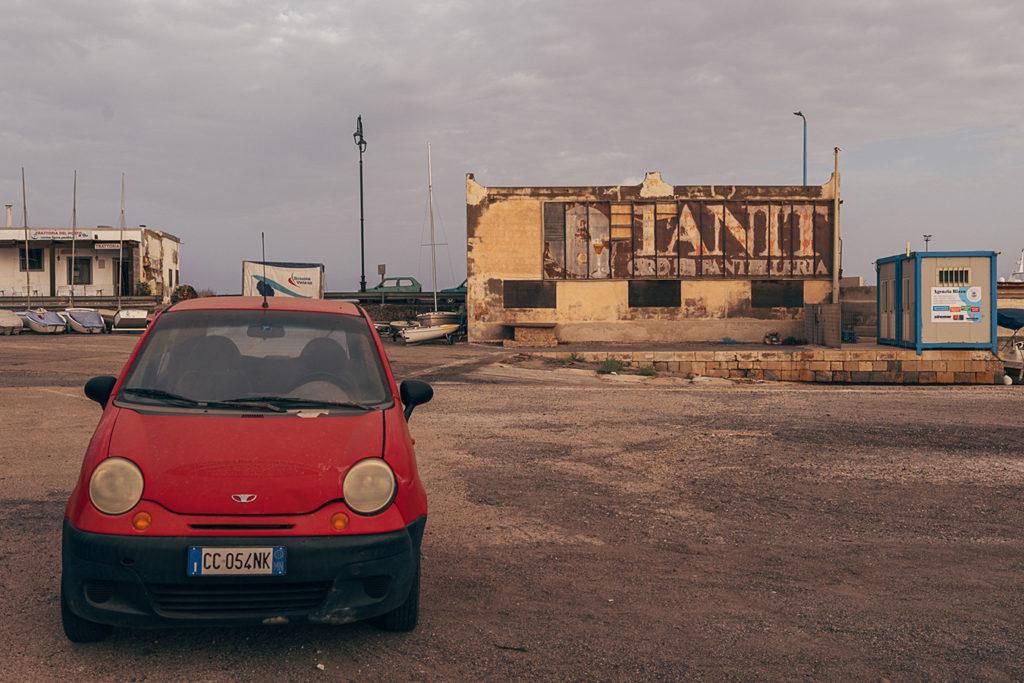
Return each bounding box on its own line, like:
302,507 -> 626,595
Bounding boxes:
441,279 -> 466,304
369,277 -> 423,293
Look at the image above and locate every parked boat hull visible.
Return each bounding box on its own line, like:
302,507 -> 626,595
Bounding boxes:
400,323 -> 459,344
416,311 -> 460,327
17,309 -> 66,334
0,310 -> 25,335
99,308 -> 149,332
62,308 -> 106,334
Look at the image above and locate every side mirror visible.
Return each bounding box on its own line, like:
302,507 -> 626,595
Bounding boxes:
399,380 -> 433,420
84,376 -> 118,407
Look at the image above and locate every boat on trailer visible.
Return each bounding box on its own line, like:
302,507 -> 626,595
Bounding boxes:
401,323 -> 460,344
17,309 -> 66,334
62,308 -> 106,334
0,310 -> 25,335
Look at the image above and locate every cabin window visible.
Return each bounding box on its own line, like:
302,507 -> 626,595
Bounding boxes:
18,248 -> 44,272
937,268 -> 970,285
68,256 -> 92,285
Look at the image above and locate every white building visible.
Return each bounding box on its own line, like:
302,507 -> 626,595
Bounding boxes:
0,213 -> 182,303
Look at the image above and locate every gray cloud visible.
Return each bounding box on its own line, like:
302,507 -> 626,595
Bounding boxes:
1,0 -> 1022,291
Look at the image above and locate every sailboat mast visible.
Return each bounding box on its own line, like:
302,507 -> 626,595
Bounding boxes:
70,170 -> 77,306
21,167 -> 30,308
117,173 -> 125,312
427,142 -> 438,312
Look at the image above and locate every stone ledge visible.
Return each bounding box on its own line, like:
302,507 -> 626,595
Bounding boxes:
529,347 -> 1005,384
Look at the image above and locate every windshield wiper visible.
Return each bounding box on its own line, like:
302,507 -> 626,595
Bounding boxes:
221,395 -> 378,411
121,388 -> 285,413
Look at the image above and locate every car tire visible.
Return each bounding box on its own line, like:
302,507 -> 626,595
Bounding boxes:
61,586 -> 112,643
371,564 -> 419,632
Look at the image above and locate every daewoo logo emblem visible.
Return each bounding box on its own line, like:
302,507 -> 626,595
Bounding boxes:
231,494 -> 257,503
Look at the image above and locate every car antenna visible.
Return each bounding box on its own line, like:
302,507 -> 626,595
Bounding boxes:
260,231 -> 269,309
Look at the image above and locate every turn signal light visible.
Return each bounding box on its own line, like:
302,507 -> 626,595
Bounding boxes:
131,511 -> 152,531
331,512 -> 350,531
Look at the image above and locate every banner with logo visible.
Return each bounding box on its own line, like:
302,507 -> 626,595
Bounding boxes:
931,286 -> 983,323
242,261 -> 324,298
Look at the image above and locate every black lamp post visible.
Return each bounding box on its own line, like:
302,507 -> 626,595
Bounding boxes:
353,115 -> 368,292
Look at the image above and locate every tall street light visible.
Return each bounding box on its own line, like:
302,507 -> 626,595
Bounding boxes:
353,115 -> 368,292
793,111 -> 807,186
923,234 -> 932,252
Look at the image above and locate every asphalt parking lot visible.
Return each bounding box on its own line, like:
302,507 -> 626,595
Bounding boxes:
1,334 -> 1022,680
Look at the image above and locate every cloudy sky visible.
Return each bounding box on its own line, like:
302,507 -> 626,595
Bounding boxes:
1,0 -> 1022,291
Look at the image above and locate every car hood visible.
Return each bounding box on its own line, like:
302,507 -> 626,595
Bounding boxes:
108,408 -> 384,515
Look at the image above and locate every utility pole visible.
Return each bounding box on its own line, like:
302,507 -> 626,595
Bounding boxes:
353,115 -> 368,292
793,111 -> 807,185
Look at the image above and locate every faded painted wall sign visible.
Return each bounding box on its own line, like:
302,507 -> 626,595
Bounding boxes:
543,200 -> 833,280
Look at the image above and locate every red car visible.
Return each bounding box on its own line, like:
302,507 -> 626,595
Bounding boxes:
61,296 -> 433,642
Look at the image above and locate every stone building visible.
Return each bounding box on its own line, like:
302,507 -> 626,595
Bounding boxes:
0,219 -> 182,303
466,169 -> 841,344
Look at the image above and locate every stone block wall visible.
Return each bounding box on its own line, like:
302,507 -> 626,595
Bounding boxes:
529,347 -> 1005,385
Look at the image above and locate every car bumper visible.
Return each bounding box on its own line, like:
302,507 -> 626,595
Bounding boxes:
61,516 -> 425,628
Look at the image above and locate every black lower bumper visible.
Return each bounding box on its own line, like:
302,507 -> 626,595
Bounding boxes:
61,516 -> 425,628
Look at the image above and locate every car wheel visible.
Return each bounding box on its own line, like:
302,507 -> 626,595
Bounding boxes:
61,585 -> 112,643
371,564 -> 419,632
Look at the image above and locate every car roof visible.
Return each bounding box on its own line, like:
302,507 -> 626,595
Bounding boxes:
168,296 -> 363,316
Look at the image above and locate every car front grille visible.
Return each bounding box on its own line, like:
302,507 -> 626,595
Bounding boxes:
147,581 -> 331,615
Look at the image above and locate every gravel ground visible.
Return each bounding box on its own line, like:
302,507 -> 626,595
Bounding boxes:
1,334 -> 1022,680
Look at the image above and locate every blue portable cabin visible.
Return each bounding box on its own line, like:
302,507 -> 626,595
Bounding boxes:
876,251 -> 997,355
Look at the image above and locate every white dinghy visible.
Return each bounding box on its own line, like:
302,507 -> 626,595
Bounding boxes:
62,308 -> 106,334
18,309 -> 66,334
401,323 -> 459,344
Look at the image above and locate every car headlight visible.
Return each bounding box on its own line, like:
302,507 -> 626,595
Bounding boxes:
343,459 -> 396,515
89,457 -> 144,515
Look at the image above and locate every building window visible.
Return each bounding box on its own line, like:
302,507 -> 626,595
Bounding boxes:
18,248 -> 44,271
628,280 -> 681,307
751,280 -> 804,308
68,256 -> 92,285
542,201 -> 833,280
503,280 -> 556,309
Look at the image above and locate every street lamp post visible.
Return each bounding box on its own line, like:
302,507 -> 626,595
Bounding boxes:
793,111 -> 807,186
353,115 -> 368,292
923,234 -> 932,252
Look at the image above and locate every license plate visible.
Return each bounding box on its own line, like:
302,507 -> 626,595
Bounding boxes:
187,546 -> 286,576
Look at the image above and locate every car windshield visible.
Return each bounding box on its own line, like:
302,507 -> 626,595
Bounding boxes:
119,309 -> 391,410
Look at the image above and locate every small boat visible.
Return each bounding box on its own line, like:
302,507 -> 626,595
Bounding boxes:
416,310 -> 460,327
62,308 -> 106,334
401,323 -> 459,344
99,308 -> 149,332
17,309 -> 67,334
0,309 -> 25,335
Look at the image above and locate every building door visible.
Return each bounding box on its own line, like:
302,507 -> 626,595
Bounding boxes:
113,256 -> 134,296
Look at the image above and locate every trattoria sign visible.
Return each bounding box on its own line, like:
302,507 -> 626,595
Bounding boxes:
28,229 -> 90,240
